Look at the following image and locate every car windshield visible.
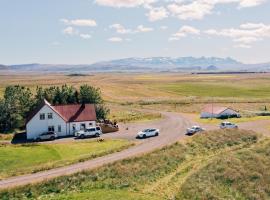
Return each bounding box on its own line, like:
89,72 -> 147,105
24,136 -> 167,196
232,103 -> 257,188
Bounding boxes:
142,129 -> 149,132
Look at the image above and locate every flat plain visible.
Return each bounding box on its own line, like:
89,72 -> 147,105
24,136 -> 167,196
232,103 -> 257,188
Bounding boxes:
1,73 -> 270,114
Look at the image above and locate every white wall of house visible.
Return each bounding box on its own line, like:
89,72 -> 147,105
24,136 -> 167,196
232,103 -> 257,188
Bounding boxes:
26,105 -> 67,140
68,121 -> 96,135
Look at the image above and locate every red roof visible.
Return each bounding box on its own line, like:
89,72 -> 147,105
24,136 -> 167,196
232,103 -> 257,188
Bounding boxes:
53,104 -> 96,122
202,105 -> 230,114
26,99 -> 96,124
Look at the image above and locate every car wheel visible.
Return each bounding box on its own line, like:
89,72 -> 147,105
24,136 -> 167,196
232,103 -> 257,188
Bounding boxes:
80,134 -> 85,139
95,133 -> 100,137
50,136 -> 55,140
143,134 -> 146,138
155,132 -> 159,136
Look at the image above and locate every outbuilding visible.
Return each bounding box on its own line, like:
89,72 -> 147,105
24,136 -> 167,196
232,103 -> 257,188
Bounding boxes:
200,105 -> 240,119
26,99 -> 96,140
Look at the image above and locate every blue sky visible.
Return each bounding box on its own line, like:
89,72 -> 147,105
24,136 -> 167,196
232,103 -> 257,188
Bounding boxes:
0,0 -> 270,65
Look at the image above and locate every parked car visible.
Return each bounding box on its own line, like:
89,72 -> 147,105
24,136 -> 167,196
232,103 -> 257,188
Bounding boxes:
35,131 -> 57,141
186,126 -> 205,136
136,128 -> 159,139
75,127 -> 102,139
220,122 -> 238,129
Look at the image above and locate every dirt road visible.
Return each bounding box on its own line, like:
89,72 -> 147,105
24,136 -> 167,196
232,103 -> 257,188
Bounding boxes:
0,111 -> 192,190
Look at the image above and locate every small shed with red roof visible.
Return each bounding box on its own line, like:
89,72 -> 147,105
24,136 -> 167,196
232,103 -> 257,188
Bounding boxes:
26,99 -> 97,140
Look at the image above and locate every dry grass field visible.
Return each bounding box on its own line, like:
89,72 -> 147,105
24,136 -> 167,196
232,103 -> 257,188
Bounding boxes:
1,73 -> 270,116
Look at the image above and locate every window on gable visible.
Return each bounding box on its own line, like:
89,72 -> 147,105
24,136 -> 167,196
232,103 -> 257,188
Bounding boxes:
40,113 -> 45,120
48,113 -> 53,119
58,125 -> 61,132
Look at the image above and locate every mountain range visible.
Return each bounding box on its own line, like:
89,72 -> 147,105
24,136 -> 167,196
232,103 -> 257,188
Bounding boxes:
1,57 -> 270,73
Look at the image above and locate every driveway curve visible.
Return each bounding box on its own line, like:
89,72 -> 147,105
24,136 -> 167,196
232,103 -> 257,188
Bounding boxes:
0,111 -> 192,190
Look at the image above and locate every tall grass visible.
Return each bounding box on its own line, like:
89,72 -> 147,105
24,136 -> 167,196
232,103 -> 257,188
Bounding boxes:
0,130 -> 264,200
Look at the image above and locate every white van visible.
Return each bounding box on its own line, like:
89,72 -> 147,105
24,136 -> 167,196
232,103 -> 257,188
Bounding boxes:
75,127 -> 102,139
220,122 -> 238,129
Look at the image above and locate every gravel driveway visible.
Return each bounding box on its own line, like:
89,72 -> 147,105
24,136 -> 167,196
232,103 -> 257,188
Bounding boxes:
0,111 -> 192,190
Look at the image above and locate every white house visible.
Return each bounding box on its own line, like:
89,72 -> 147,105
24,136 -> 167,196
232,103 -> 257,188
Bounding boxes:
200,105 -> 240,119
26,99 -> 97,140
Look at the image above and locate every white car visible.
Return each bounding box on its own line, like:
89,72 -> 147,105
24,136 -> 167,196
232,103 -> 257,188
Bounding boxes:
136,128 -> 159,139
186,126 -> 205,136
220,122 -> 238,129
35,131 -> 57,141
75,127 -> 102,139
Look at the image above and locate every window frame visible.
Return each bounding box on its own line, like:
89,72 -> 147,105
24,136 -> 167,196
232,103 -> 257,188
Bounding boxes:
48,113 -> 53,119
58,125 -> 61,132
48,126 -> 55,132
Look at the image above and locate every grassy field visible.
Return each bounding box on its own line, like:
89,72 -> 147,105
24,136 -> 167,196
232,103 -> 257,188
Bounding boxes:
2,129 -> 269,200
2,73 -> 270,115
0,139 -> 132,179
108,105 -> 162,123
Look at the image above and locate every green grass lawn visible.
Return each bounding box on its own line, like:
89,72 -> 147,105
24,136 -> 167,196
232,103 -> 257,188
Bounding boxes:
2,129 -> 269,200
0,139 -> 132,179
109,108 -> 162,123
157,82 -> 270,98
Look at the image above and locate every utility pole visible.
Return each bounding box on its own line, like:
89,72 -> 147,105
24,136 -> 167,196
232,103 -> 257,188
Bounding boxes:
211,96 -> 214,120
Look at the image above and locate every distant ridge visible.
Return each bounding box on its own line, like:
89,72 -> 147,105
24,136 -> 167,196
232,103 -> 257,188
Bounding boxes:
1,57 -> 270,73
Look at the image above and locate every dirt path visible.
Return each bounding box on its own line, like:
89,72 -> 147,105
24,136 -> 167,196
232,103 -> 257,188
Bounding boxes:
0,111 -> 192,190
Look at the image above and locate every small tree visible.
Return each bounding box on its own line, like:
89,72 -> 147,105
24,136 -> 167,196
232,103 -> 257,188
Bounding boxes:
95,104 -> 110,120
79,84 -> 103,104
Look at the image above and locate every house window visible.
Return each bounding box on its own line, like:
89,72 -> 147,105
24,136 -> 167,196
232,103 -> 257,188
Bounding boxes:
89,122 -> 93,126
58,125 -> 61,132
80,123 -> 86,130
72,124 -> 76,131
40,113 -> 45,120
48,126 -> 55,132
48,113 -> 53,119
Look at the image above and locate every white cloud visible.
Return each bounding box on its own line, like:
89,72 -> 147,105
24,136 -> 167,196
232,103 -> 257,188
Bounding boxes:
95,0 -> 156,8
108,37 -> 123,42
110,24 -> 154,34
234,44 -> 252,48
61,19 -> 97,27
167,1 -> 213,20
109,24 -> 132,34
80,34 -> 92,39
205,22 -> 270,47
136,25 -> 154,32
160,26 -> 168,30
167,0 -> 266,20
170,25 -> 200,40
146,6 -> 169,21
238,0 -> 266,7
62,26 -> 78,35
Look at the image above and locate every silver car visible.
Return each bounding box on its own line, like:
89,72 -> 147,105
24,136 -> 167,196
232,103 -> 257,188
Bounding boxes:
35,131 -> 57,141
186,126 -> 205,136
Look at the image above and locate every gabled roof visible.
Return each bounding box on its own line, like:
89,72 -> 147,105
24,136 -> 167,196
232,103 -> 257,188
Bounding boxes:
202,105 -> 237,115
26,99 -> 96,124
53,104 -> 96,122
